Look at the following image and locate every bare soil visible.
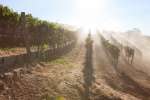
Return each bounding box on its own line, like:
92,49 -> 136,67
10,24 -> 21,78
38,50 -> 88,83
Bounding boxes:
0,41 -> 150,100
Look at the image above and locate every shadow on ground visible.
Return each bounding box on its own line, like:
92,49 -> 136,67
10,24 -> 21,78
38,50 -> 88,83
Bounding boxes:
104,65 -> 150,100
0,44 -> 74,74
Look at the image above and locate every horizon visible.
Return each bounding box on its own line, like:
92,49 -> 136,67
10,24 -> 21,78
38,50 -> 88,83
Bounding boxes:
1,0 -> 150,36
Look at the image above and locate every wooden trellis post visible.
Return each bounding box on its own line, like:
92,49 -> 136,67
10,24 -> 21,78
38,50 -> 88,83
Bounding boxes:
20,12 -> 31,63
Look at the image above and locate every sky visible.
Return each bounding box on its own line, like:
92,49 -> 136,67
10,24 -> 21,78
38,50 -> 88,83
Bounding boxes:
1,0 -> 150,35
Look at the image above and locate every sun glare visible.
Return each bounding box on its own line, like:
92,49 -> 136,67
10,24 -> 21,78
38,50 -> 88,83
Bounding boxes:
75,0 -> 106,34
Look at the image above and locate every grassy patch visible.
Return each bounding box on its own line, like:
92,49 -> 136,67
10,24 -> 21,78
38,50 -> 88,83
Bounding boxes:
41,95 -> 66,100
53,58 -> 68,65
48,58 -> 74,68
0,47 -> 25,52
0,48 -> 16,51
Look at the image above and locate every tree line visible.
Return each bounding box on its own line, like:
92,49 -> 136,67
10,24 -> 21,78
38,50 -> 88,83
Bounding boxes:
0,5 -> 77,49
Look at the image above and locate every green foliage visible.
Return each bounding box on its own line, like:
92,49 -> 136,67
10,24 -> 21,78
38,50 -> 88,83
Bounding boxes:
50,58 -> 68,65
0,5 -> 77,48
41,94 -> 65,100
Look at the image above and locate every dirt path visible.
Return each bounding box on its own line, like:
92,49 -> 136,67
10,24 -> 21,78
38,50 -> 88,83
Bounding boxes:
0,37 -> 150,100
0,44 -> 86,100
93,36 -> 150,100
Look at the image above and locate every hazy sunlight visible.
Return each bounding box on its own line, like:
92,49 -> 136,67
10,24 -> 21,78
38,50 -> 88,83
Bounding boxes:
75,0 -> 107,34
